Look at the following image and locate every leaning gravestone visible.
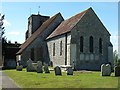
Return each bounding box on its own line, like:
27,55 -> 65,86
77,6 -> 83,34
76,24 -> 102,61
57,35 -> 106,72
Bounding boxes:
26,58 -> 33,72
44,63 -> 50,73
101,64 -> 111,76
37,61 -> 43,73
67,67 -> 73,75
114,66 -> 120,77
54,66 -> 62,76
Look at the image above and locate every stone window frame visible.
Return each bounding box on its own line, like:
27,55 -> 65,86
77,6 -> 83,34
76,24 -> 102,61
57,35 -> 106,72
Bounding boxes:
53,43 -> 55,56
99,38 -> 102,54
89,36 -> 94,53
80,36 -> 84,52
60,41 -> 62,56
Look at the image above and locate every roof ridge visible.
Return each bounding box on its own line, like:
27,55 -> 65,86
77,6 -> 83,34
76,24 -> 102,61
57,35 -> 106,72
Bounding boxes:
65,7 -> 91,21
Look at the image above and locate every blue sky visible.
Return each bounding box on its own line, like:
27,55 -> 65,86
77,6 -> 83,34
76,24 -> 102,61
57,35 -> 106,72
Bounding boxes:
0,2 -> 118,51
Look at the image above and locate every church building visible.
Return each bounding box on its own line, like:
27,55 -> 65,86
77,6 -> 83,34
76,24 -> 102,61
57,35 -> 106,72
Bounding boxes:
46,7 -> 113,70
16,7 -> 113,70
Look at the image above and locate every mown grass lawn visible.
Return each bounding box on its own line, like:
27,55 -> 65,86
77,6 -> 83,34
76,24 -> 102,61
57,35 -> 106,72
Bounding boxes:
3,69 -> 118,89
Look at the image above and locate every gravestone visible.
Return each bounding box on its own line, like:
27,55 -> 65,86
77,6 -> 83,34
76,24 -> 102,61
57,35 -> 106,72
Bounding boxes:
101,64 -> 111,76
114,66 -> 120,77
32,63 -> 37,71
16,65 -> 23,71
44,63 -> 50,73
26,58 -> 34,72
67,67 -> 73,75
101,64 -> 105,76
54,66 -> 62,76
49,61 -> 53,67
37,61 -> 43,73
105,64 -> 111,76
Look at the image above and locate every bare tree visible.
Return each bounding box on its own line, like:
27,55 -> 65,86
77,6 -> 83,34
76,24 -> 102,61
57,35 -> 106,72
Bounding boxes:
0,14 -> 5,66
0,14 -> 5,38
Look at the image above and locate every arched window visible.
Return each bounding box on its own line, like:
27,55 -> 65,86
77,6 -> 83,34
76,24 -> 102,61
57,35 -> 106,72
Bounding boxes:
99,38 -> 102,53
89,36 -> 93,53
80,36 -> 83,52
53,43 -> 55,56
60,41 -> 62,55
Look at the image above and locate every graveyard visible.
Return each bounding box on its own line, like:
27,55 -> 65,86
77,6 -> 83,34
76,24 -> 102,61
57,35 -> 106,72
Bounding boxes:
3,68 -> 118,88
3,59 -> 119,89
1,4 -> 119,89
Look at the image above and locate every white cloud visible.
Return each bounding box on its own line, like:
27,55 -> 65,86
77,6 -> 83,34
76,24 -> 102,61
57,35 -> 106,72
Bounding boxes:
7,31 -> 20,35
111,35 -> 118,41
110,35 -> 118,51
21,32 -> 25,35
3,19 -> 11,27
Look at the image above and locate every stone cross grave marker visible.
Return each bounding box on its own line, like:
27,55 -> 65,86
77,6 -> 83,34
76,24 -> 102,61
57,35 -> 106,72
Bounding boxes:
101,64 -> 111,76
37,61 -> 43,73
54,66 -> 62,76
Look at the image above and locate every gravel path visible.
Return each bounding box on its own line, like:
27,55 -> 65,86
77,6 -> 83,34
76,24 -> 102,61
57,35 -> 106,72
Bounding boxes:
0,67 -> 21,90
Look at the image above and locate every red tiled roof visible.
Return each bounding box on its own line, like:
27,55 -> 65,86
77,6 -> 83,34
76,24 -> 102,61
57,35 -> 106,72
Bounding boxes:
16,13 -> 62,54
46,8 -> 91,39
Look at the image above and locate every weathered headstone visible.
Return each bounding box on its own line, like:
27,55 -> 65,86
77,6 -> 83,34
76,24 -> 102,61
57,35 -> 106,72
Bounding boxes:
32,63 -> 37,71
54,66 -> 62,76
26,58 -> 34,72
101,64 -> 111,76
101,64 -> 105,76
114,66 -> 120,77
16,65 -> 23,71
67,67 -> 73,75
44,63 -> 50,73
37,61 -> 43,73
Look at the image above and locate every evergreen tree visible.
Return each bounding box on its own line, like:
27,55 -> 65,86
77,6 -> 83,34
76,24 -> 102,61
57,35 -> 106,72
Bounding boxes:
113,50 -> 120,66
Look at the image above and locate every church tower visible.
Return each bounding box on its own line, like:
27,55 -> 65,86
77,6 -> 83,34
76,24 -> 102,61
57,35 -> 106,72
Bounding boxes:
26,14 -> 49,40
